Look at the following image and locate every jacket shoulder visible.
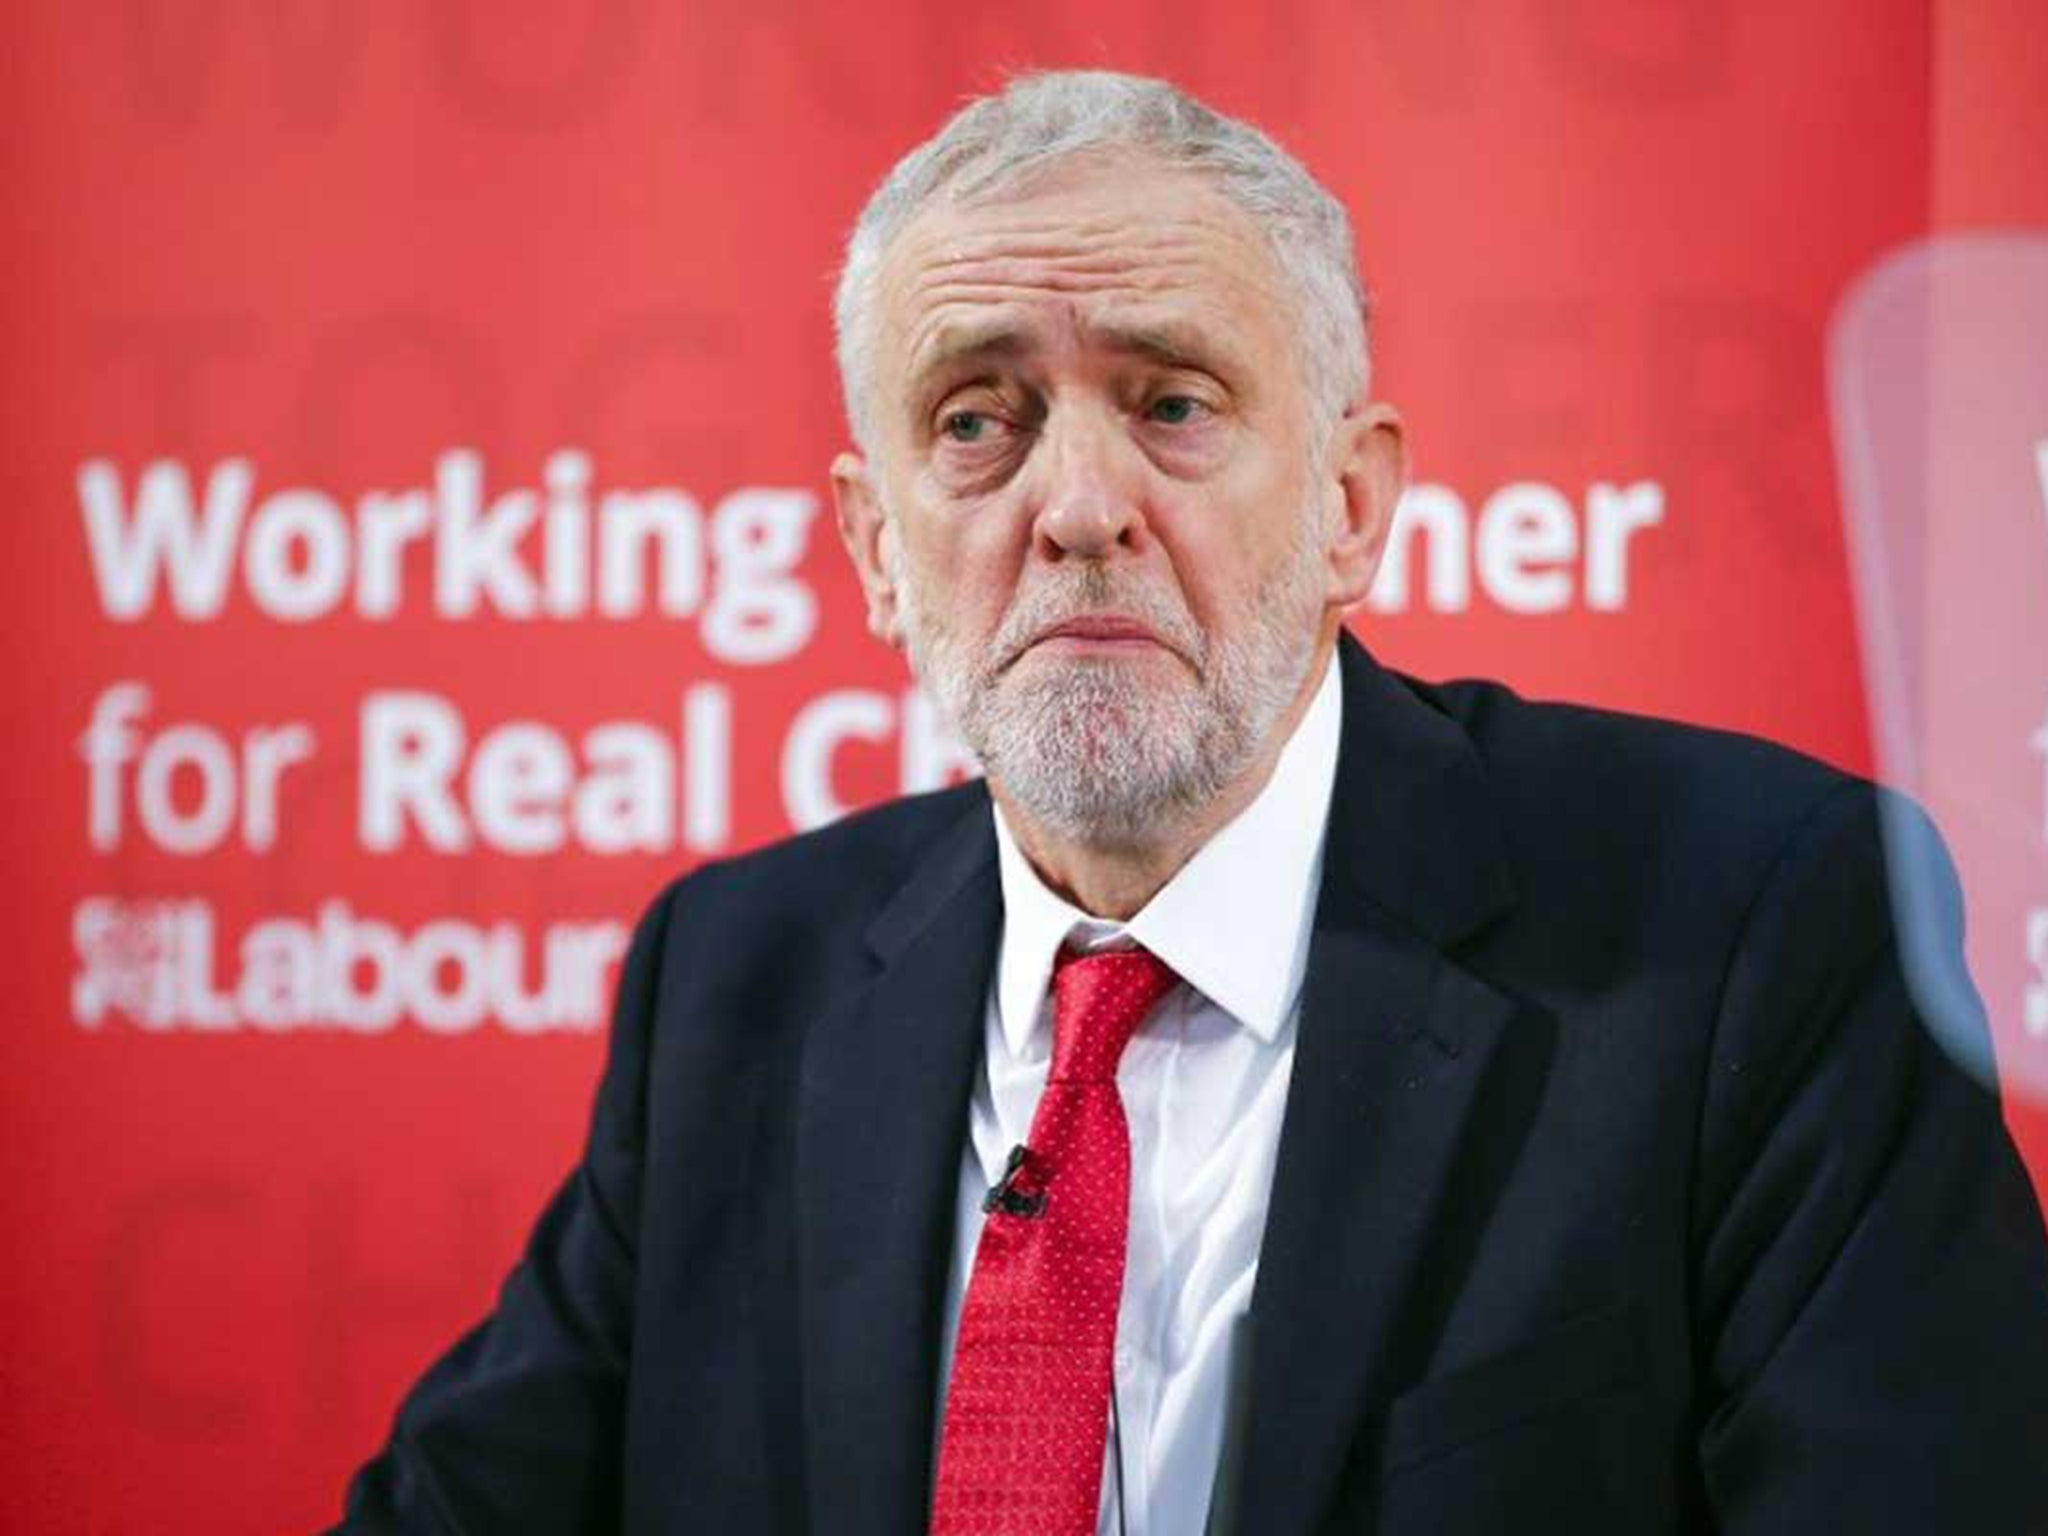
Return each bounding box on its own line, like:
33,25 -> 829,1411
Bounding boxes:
1400,674 -> 1892,957
1414,673 -> 1870,848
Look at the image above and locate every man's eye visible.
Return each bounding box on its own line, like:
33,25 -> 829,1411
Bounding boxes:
940,411 -> 994,443
1145,395 -> 1206,426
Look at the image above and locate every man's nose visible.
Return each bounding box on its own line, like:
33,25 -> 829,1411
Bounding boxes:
1029,402 -> 1147,561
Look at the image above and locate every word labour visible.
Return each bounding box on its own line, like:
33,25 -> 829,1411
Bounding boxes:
71,897 -> 626,1034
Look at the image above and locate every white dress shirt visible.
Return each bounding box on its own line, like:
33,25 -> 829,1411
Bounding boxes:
935,652 -> 1343,1536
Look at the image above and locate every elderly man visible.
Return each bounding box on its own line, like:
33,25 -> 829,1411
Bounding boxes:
338,71 -> 2048,1534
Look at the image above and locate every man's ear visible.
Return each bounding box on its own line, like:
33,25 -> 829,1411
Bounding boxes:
830,450 -> 903,647
1321,401 -> 1408,612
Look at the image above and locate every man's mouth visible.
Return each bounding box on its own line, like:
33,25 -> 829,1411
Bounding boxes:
1025,615 -> 1172,656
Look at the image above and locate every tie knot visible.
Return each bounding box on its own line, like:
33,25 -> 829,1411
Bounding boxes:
1048,944 -> 1179,1082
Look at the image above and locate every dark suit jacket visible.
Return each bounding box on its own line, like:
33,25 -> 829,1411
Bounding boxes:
338,637 -> 2048,1534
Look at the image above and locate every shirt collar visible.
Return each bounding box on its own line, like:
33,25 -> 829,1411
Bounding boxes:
991,649 -> 1343,1055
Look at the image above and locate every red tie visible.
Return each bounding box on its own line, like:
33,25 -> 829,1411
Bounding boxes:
930,945 -> 1180,1535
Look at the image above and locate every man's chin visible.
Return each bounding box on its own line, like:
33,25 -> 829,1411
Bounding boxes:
977,695 -> 1209,828
990,760 -> 1190,846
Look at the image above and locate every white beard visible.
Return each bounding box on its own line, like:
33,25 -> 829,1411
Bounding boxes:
893,517 -> 1326,848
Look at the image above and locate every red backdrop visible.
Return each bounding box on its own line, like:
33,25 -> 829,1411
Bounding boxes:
2,3 -> 2042,1530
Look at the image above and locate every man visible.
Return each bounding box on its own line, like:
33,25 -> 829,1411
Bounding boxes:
337,71 -> 2048,1533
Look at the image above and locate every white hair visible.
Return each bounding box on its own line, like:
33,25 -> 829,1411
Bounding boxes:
832,69 -> 1372,453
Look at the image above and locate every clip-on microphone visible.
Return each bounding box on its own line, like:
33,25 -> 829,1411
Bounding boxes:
981,1143 -> 1047,1218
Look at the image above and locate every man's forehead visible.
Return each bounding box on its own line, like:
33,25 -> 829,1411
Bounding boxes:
886,166 -> 1265,283
877,169 -> 1284,390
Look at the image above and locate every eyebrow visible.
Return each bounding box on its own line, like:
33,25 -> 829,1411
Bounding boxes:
906,323 -> 1030,389
1086,319 -> 1234,375
907,316 -> 1241,392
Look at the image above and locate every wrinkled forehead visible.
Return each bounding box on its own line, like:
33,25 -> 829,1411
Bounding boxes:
870,159 -> 1300,411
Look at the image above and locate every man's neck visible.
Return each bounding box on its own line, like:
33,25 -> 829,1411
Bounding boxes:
992,634 -> 1338,921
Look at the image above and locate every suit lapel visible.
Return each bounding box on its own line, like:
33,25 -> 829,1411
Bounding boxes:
796,800 -> 999,1536
1231,638 -> 1521,1534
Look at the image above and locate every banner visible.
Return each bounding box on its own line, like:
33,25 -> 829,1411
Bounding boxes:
1,3 -> 2038,1529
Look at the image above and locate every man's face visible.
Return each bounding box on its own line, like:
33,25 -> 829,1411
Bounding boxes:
835,155 -> 1396,844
